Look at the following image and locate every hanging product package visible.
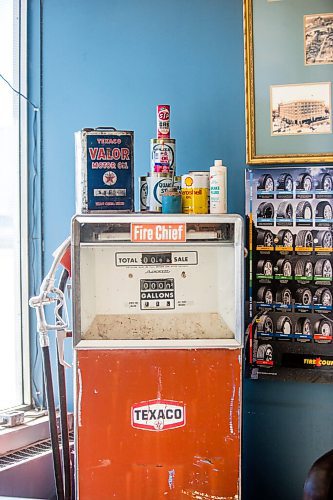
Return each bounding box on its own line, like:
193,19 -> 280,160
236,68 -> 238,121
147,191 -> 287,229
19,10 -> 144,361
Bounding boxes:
75,127 -> 134,213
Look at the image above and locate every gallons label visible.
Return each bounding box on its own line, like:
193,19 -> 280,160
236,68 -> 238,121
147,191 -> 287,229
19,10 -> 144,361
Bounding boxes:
140,278 -> 175,310
131,399 -> 186,431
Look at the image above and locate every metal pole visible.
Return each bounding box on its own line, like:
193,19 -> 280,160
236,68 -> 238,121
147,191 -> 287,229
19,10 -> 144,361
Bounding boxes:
42,344 -> 65,500
57,268 -> 72,499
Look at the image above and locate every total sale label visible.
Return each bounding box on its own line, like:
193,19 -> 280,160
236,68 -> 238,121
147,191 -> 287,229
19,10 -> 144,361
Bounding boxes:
115,251 -> 198,266
131,399 -> 186,431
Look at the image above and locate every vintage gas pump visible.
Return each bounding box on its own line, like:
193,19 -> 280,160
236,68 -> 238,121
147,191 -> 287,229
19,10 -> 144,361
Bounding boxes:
72,213 -> 243,499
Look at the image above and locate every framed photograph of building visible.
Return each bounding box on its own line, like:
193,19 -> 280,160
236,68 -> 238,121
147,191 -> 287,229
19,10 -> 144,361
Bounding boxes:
304,14 -> 333,66
244,0 -> 333,164
271,83 -> 331,136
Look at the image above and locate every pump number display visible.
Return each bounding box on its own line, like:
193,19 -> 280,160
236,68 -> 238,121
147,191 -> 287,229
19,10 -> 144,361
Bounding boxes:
142,252 -> 172,264
140,278 -> 175,310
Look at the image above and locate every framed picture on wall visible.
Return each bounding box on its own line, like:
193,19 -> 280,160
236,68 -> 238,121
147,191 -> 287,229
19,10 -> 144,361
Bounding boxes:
244,0 -> 333,164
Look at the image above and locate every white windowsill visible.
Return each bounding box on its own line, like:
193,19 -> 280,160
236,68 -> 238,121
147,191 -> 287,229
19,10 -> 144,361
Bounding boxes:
0,411 -> 73,456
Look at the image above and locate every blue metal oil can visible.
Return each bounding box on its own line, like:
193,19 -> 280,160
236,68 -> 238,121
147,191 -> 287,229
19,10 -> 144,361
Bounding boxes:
75,127 -> 134,213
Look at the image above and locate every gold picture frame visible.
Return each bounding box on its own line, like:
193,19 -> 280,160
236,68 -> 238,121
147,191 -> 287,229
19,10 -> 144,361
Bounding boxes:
244,0 -> 333,165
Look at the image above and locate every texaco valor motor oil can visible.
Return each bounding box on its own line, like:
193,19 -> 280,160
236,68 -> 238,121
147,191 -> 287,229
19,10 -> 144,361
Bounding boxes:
75,127 -> 134,213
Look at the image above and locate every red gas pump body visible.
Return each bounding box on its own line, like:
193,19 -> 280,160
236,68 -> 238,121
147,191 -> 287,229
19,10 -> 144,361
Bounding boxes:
76,348 -> 241,499
73,214 -> 244,499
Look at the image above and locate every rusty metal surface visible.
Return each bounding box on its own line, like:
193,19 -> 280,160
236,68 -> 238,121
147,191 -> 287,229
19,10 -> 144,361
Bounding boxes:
76,349 -> 241,499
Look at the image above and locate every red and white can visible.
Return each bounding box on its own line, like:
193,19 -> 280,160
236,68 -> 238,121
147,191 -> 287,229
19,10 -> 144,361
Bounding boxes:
150,138 -> 176,175
157,105 -> 170,139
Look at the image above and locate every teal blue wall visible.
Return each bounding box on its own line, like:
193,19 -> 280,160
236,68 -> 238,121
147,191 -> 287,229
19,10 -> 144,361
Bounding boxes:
28,1 -> 333,498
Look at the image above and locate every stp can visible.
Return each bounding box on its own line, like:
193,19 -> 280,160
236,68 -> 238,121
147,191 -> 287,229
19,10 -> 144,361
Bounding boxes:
150,139 -> 176,175
157,105 -> 170,139
181,173 -> 209,214
149,174 -> 181,212
139,175 -> 149,211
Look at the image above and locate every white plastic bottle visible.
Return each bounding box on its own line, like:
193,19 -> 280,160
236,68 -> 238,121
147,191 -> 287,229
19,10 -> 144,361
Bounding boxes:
209,159 -> 227,213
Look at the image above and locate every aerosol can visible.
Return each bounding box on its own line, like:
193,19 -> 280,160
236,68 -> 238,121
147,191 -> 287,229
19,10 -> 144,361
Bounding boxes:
210,159 -> 227,213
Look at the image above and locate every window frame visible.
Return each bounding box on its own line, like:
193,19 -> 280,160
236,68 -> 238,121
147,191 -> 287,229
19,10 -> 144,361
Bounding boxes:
0,0 -> 30,412
19,0 -> 31,408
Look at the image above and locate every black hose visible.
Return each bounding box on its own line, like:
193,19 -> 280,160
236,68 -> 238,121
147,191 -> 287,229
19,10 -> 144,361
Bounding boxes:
57,268 -> 72,500
42,345 -> 65,500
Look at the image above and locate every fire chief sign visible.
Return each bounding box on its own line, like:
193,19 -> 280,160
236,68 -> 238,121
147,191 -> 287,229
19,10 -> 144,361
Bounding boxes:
131,399 -> 186,431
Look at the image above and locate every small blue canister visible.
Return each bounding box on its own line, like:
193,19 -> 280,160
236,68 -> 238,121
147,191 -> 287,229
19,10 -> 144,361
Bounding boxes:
161,187 -> 182,214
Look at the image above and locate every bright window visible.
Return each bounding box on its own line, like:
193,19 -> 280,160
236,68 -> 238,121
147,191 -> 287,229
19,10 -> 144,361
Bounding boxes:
0,0 -> 28,409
